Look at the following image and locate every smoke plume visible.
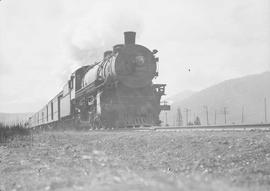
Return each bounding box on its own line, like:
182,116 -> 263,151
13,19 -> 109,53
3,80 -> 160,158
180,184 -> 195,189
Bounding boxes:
65,2 -> 143,69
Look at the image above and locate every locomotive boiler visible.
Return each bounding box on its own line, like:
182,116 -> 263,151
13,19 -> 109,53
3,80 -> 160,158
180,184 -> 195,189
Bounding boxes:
28,32 -> 169,129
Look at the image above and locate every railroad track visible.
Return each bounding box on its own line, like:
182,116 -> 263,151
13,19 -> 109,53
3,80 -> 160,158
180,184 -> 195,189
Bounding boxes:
90,123 -> 270,132
150,123 -> 270,132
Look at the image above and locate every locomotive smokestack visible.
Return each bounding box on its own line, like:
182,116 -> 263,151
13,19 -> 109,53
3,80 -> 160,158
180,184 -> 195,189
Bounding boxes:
124,31 -> 136,45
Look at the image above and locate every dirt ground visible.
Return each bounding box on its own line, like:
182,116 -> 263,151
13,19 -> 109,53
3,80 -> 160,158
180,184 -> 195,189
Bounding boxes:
1,130 -> 270,191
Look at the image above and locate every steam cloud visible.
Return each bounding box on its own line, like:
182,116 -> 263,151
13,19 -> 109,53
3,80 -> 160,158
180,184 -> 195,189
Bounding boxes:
62,2 -> 143,80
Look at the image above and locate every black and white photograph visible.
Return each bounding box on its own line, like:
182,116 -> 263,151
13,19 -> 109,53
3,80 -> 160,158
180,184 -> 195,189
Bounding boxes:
0,0 -> 270,190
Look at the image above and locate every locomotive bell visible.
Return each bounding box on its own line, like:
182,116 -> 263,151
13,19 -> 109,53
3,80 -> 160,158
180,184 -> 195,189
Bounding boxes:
124,31 -> 136,45
104,50 -> 112,59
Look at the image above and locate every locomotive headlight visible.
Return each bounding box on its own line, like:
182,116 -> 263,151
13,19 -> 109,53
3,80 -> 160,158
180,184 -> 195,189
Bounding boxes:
135,55 -> 145,66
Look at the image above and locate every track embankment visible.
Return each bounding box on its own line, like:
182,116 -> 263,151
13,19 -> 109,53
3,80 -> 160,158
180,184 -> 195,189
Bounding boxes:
1,130 -> 270,190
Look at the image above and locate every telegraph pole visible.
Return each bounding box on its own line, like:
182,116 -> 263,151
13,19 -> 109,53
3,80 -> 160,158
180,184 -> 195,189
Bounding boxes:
203,106 -> 209,125
265,97 -> 267,123
177,108 -> 183,126
189,109 -> 191,124
224,107 -> 227,124
241,106 -> 244,124
214,110 -> 217,125
165,112 -> 168,126
184,108 -> 189,126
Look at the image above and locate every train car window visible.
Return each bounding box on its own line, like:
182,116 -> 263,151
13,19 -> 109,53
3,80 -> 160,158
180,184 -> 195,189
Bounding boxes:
68,79 -> 73,89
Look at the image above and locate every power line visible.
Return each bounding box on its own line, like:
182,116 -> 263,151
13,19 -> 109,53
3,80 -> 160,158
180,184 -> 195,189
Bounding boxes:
165,112 -> 168,126
223,107 -> 227,124
241,106 -> 244,124
184,108 -> 189,126
176,108 -> 183,126
214,110 -> 217,125
265,97 -> 267,123
203,105 -> 209,125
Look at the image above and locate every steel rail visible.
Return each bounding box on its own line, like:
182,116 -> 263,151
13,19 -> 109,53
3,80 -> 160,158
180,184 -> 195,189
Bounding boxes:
89,123 -> 270,132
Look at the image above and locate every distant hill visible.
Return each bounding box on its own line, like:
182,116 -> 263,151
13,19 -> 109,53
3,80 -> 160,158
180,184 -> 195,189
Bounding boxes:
163,71 -> 270,126
0,112 -> 32,126
167,90 -> 196,104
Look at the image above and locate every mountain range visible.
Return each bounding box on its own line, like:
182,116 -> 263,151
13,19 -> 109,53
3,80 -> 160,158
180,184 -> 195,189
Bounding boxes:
162,71 -> 270,126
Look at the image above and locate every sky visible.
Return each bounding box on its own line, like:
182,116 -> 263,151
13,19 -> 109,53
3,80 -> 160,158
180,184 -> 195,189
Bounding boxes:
0,0 -> 269,113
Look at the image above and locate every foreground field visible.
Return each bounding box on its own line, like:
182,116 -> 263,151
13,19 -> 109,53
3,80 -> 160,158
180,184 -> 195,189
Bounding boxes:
1,130 -> 270,191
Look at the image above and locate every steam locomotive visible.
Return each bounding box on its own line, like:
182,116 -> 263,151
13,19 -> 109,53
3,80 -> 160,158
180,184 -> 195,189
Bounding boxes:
28,32 -> 169,129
